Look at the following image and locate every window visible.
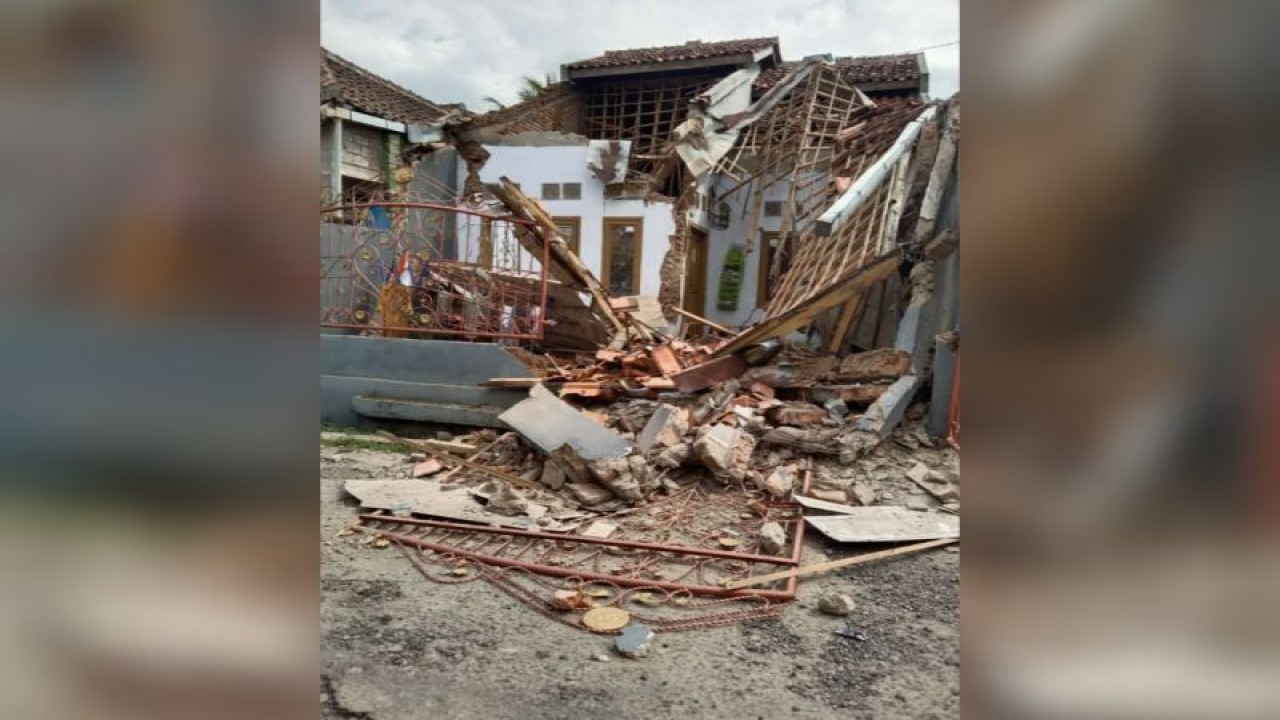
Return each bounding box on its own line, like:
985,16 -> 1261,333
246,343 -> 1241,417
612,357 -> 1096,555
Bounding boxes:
540,183 -> 561,200
562,182 -> 582,200
602,218 -> 643,296
763,201 -> 783,217
553,216 -> 581,255
757,231 -> 787,307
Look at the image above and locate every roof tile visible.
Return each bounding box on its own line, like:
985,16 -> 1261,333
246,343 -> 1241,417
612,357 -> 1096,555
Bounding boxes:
566,37 -> 778,70
322,49 -> 453,125
753,53 -> 923,95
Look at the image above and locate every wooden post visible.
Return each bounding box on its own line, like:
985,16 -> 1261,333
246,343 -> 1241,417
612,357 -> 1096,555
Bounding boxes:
490,177 -> 630,337
721,538 -> 957,590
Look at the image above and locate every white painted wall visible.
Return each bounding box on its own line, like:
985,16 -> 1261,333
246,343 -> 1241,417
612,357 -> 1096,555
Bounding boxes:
460,144 -> 675,297
702,174 -> 791,328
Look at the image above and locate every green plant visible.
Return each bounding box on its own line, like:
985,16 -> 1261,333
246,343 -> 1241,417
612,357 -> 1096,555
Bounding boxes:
717,245 -> 746,311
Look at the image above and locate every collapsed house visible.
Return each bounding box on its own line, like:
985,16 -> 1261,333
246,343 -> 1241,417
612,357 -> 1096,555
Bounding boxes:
321,37 -> 957,439
321,39 -> 960,640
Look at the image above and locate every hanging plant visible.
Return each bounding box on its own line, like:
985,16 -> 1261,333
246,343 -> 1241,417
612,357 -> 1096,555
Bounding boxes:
717,245 -> 746,311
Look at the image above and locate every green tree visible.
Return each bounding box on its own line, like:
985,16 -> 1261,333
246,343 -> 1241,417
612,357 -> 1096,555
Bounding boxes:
517,73 -> 557,101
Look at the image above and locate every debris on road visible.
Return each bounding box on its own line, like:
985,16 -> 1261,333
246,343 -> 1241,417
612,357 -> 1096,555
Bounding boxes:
805,507 -> 959,543
328,40 -> 959,640
582,607 -> 631,633
615,623 -> 656,659
817,593 -> 857,617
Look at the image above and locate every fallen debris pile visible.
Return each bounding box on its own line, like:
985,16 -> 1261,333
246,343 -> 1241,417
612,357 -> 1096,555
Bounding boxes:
335,329 -> 958,635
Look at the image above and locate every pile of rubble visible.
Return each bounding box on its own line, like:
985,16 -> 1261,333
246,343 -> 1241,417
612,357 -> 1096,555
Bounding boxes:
343,335 -> 956,540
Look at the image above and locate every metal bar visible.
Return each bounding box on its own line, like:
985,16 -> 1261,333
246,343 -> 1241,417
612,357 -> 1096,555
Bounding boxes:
321,201 -> 536,225
380,528 -> 796,601
360,514 -> 799,566
320,323 -> 543,341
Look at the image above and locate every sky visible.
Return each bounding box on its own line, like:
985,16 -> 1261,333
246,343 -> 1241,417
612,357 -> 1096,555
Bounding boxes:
321,0 -> 958,110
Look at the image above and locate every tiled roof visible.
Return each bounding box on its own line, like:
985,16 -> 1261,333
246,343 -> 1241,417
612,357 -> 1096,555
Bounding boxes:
753,53 -> 923,95
566,37 -> 778,70
322,49 -> 453,125
835,53 -> 922,84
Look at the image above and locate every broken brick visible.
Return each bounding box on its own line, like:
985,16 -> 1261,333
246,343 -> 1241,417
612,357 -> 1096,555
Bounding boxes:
766,402 -> 829,427
648,344 -> 683,376
671,354 -> 749,394
411,459 -> 444,477
835,348 -> 911,382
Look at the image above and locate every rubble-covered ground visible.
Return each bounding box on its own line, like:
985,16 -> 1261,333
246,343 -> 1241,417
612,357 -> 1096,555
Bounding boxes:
321,422 -> 959,720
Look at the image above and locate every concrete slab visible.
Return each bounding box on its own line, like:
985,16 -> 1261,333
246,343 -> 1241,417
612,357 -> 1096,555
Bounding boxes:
805,507 -> 959,543
499,385 -> 631,461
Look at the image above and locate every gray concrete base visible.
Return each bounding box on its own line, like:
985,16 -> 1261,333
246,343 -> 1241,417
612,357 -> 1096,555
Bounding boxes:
321,335 -> 536,428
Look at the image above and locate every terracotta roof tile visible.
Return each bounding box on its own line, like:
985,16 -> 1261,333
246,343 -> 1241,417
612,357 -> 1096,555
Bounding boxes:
322,49 -> 453,125
753,53 -> 923,95
836,53 -> 922,84
566,37 -> 778,70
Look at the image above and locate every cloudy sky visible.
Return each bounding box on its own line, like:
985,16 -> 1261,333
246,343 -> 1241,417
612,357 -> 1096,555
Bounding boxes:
322,0 -> 958,110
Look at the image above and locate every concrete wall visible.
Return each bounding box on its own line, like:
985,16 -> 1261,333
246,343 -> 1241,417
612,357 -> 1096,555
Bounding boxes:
462,144 -> 675,297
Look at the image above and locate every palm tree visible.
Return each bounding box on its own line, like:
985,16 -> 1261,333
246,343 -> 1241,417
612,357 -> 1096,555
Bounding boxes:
517,73 -> 557,101
482,96 -> 507,111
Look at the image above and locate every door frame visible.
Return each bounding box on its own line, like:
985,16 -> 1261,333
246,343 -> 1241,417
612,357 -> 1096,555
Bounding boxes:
684,226 -> 710,328
601,217 -> 644,296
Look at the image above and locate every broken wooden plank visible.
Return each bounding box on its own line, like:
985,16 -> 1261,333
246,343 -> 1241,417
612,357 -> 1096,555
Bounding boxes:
491,177 -> 629,336
671,354 -> 749,393
721,538 -> 957,590
793,494 -> 860,514
609,297 -> 640,312
664,305 -> 734,336
714,251 -> 902,356
804,507 -> 959,543
376,431 -> 540,489
421,439 -> 478,455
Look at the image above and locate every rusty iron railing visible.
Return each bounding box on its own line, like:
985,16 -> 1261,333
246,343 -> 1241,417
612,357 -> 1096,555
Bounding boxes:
321,193 -> 548,342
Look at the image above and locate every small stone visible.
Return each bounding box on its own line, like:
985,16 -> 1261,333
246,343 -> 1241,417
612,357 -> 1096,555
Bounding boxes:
540,459 -> 567,490
818,593 -> 856,616
615,623 -> 655,659
717,537 -> 741,549
758,522 -> 788,555
756,465 -> 796,499
906,496 -> 935,511
594,653 -> 612,662
851,482 -> 876,506
411,459 -> 443,477
567,482 -> 615,506
809,488 -> 848,504
552,590 -> 593,610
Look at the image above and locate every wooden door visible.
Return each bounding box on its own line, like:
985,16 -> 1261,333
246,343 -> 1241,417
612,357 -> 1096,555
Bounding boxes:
684,227 -> 709,332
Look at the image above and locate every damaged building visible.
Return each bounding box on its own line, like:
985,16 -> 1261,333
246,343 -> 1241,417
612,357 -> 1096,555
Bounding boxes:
321,35 -> 960,656
321,36 -> 958,443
